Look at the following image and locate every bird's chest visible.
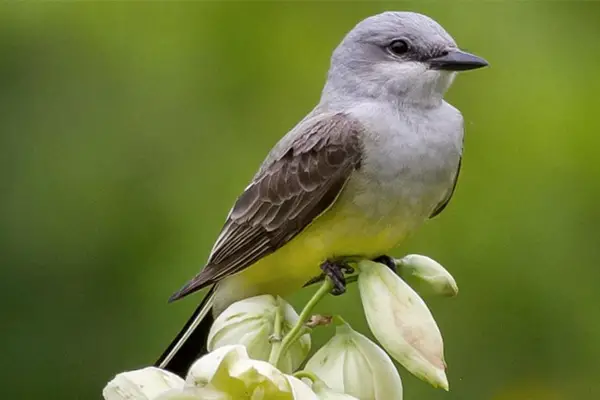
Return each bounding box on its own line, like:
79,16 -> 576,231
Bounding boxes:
345,105 -> 463,224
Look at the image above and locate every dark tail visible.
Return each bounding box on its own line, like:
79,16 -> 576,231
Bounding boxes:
155,288 -> 215,377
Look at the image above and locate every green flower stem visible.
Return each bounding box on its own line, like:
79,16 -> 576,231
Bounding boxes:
292,370 -> 320,383
269,278 -> 334,368
267,299 -> 286,364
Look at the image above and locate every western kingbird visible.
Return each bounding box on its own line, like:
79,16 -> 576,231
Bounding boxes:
156,11 -> 487,376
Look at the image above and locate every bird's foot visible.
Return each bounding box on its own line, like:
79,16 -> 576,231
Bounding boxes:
321,260 -> 354,296
303,256 -> 392,289
373,255 -> 398,273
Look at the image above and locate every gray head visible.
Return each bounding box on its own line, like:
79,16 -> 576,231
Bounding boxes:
322,12 -> 487,107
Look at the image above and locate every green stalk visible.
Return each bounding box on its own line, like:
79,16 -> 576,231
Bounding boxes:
269,278 -> 334,369
267,299 -> 285,365
292,370 -> 320,383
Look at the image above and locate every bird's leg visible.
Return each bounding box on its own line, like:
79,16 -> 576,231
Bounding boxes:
373,255 -> 398,273
320,260 -> 354,296
305,256 -> 396,289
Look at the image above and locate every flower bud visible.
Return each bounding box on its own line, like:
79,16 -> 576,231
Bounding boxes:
358,260 -> 448,390
102,367 -> 184,400
311,380 -> 360,400
397,254 -> 458,297
207,295 -> 311,374
305,323 -> 403,400
187,344 -> 302,398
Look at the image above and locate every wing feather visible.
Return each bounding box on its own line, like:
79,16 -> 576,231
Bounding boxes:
169,113 -> 363,301
430,157 -> 462,218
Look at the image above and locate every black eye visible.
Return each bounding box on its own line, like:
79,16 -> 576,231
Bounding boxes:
387,39 -> 410,56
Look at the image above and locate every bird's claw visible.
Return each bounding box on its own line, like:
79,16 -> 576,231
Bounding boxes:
303,274 -> 325,288
340,264 -> 355,275
321,260 -> 351,296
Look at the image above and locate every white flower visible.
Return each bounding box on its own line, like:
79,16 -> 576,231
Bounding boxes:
208,295 -> 311,373
187,344 -> 317,399
357,260 -> 449,390
153,387 -> 230,400
286,375 -> 319,400
185,344 -> 248,388
305,323 -> 403,400
397,254 -> 458,297
102,367 -> 184,400
311,380 -> 360,400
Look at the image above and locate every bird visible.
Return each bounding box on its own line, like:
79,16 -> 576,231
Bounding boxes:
156,11 -> 488,377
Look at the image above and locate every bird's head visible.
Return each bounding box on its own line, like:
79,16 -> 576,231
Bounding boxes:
323,12 -> 488,107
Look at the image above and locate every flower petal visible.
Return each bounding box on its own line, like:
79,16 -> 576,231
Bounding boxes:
187,344 -> 296,398
153,387 -> 231,400
103,367 -> 184,400
286,375 -> 319,400
358,260 -> 448,390
398,254 -> 458,297
229,358 -> 291,395
305,323 -> 403,400
311,380 -> 360,400
207,295 -> 311,373
186,344 -> 249,392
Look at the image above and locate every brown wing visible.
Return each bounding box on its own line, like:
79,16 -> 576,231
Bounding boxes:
430,157 -> 462,218
169,113 -> 364,302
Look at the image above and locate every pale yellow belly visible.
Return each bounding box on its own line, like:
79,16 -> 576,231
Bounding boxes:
212,201 -> 411,315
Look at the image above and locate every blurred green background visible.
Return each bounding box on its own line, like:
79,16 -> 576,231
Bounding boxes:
1,2 -> 599,399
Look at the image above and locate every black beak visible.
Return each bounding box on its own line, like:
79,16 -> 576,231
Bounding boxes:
429,49 -> 488,71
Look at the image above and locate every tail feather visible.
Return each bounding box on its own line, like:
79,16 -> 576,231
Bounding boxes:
156,288 -> 215,377
168,271 -> 211,303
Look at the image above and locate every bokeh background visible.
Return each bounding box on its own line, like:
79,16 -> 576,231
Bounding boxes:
2,2 -> 599,399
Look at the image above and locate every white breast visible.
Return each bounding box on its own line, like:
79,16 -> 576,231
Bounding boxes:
343,100 -> 464,230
